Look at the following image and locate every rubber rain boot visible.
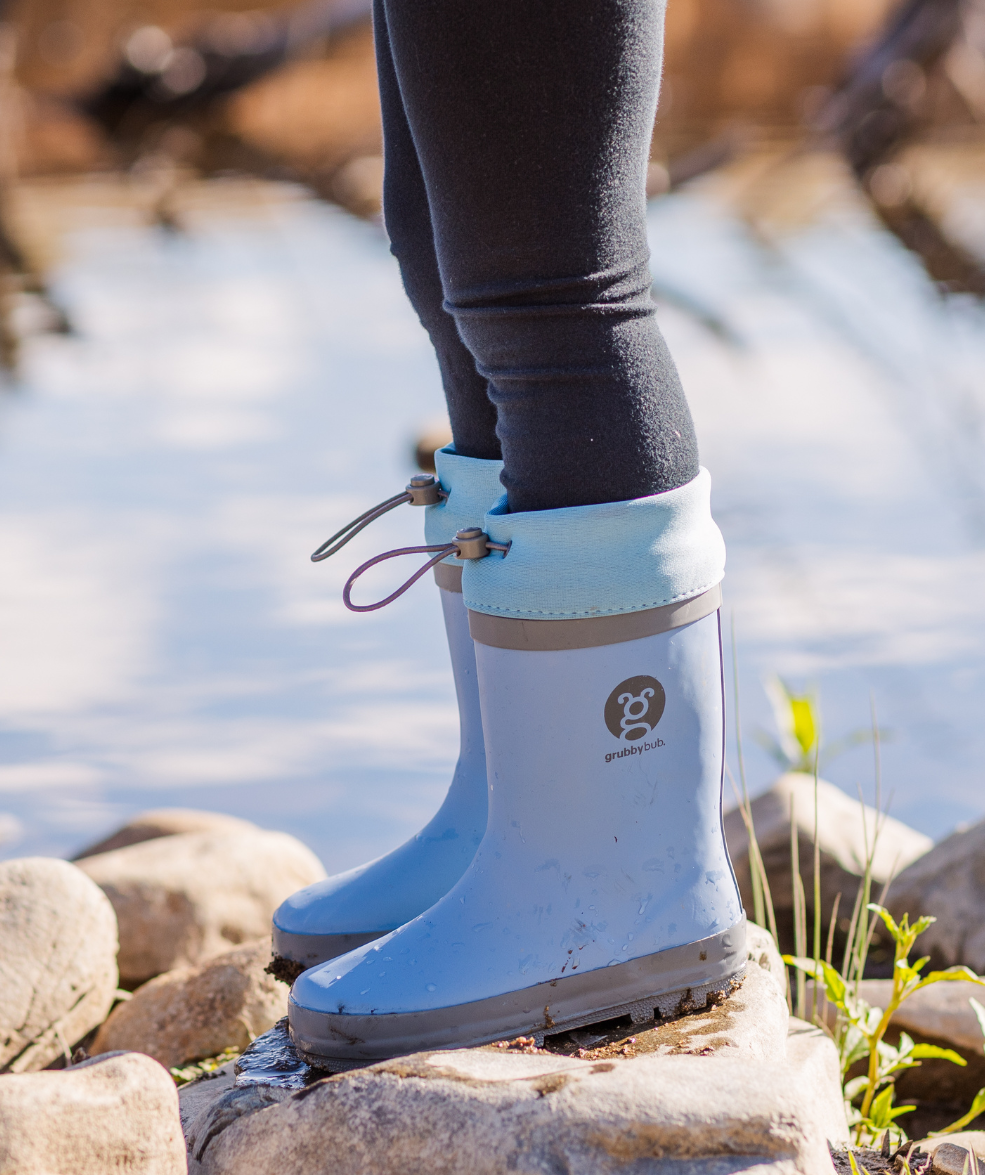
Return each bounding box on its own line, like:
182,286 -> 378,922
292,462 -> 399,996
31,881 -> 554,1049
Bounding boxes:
288,468 -> 746,1063
271,448 -> 504,974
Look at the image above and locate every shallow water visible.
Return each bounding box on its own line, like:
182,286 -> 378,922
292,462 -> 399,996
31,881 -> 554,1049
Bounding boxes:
0,174 -> 983,867
235,1018 -> 327,1089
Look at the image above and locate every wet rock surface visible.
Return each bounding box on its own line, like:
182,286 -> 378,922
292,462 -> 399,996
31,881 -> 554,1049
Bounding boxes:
724,774 -> 932,952
0,1052 -> 186,1174
73,808 -> 258,860
92,937 -> 290,1069
185,1079 -> 293,1167
77,829 -> 327,986
179,1061 -> 238,1135
0,857 -> 118,1074
234,1017 -> 329,1090
888,819 -> 985,974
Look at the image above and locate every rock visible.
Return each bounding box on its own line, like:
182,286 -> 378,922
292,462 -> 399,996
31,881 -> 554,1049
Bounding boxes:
621,955 -> 790,1062
77,829 -> 326,986
724,773 -> 932,951
186,1081 -> 292,1166
928,1142 -> 983,1175
0,857 -> 118,1073
888,819 -> 985,973
179,1060 -> 238,1137
922,1136 -> 985,1168
0,1051 -> 186,1174
73,808 -> 257,860
198,1017 -> 847,1175
177,1059 -> 292,1170
746,919 -> 787,993
92,938 -> 290,1069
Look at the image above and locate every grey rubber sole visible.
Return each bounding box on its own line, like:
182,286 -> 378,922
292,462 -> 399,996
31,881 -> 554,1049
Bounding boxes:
289,918 -> 746,1069
271,925 -> 383,970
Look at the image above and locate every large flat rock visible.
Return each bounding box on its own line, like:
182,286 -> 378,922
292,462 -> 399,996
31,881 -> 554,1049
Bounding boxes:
200,1021 -> 846,1175
188,924 -> 847,1175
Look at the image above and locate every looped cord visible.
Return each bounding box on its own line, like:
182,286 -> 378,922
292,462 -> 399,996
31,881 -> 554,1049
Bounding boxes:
311,492 -> 411,562
311,479 -> 450,563
343,544 -> 458,612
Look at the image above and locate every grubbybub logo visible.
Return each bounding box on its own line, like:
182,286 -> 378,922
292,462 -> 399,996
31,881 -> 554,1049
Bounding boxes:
604,675 -> 666,763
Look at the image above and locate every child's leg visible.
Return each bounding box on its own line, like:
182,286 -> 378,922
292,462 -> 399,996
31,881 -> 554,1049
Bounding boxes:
377,0 -> 698,512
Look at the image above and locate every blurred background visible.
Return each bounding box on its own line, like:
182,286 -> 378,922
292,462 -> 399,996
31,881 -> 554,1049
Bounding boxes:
0,0 -> 984,865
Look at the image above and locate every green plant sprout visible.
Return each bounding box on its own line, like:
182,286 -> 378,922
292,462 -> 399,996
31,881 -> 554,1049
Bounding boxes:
755,677 -> 875,775
785,907 -> 985,1145
727,645 -> 985,1149
846,1146 -> 879,1175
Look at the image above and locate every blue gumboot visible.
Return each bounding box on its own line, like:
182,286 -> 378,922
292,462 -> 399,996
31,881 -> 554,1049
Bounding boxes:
271,449 -> 504,969
288,470 -> 746,1064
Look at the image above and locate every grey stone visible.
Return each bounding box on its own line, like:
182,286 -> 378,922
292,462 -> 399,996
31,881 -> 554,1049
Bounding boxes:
0,1051 -> 186,1174
74,808 -> 257,860
724,773 -> 931,947
888,819 -> 985,973
197,1011 -> 847,1174
928,1142 -> 982,1175
0,857 -> 118,1073
179,1061 -> 238,1136
92,936 -> 289,1069
77,829 -> 327,985
921,1136 -> 985,1169
186,1082 -> 292,1164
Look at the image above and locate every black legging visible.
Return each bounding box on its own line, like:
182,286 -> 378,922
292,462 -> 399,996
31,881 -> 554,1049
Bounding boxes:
373,0 -> 698,513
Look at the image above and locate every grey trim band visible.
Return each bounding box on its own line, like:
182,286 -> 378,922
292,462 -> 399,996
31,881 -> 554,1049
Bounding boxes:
433,562 -> 463,592
289,918 -> 746,1067
468,584 -> 722,651
272,925 -> 382,969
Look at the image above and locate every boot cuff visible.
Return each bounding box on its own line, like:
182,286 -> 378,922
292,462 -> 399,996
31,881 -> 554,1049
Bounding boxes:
463,468 -> 725,620
425,446 -> 505,562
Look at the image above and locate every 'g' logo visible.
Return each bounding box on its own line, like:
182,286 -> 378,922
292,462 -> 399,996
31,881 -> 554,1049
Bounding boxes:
604,676 -> 666,742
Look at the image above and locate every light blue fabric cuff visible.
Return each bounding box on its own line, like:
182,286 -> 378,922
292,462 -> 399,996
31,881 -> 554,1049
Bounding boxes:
425,446 -> 505,565
462,468 -> 726,620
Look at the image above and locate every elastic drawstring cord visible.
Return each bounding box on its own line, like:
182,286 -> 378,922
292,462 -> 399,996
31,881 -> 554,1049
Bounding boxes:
310,475 -> 447,563
343,528 -> 510,612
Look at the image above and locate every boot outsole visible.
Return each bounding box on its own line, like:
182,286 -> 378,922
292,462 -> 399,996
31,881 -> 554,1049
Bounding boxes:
288,918 -> 746,1069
